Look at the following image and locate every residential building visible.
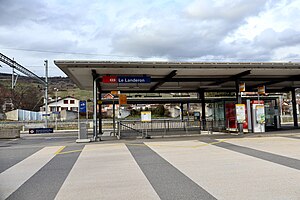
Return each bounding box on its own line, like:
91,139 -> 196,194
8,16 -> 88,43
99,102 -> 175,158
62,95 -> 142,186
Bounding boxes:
40,96 -> 79,113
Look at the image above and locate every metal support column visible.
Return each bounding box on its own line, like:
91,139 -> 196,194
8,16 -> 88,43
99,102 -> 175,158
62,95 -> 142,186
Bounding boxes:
98,91 -> 103,137
113,98 -> 116,136
93,78 -> 98,140
180,103 -> 184,121
291,88 -> 298,127
235,80 -> 243,134
199,90 -> 206,130
44,60 -> 48,128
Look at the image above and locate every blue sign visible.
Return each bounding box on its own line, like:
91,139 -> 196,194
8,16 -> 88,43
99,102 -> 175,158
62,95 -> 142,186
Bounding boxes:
42,114 -> 51,116
29,128 -> 53,134
79,100 -> 87,113
118,76 -> 151,83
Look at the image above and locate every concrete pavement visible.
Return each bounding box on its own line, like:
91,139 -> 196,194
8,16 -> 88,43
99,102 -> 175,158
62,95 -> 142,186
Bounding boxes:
0,131 -> 299,199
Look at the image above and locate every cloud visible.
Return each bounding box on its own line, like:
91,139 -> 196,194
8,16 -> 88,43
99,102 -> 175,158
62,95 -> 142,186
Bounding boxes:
185,0 -> 268,22
254,28 -> 300,49
109,0 -> 271,59
0,0 -> 46,26
0,0 -> 300,77
110,0 -> 300,61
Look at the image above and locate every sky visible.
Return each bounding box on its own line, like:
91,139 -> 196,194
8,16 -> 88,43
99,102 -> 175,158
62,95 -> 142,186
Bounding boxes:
0,0 -> 300,77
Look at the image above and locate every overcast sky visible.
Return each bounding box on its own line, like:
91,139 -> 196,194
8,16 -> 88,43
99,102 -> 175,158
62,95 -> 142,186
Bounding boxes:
0,0 -> 300,77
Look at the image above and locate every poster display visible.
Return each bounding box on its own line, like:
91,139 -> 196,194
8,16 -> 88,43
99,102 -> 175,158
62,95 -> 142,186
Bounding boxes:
236,104 -> 246,123
225,103 -> 248,129
141,111 -> 151,122
256,105 -> 265,124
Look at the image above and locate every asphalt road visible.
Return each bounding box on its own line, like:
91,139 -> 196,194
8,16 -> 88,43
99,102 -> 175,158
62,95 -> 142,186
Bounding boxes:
0,131 -> 300,200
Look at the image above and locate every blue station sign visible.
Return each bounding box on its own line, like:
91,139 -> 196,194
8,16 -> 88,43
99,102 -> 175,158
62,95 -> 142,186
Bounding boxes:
118,76 -> 151,83
102,76 -> 151,84
29,128 -> 54,134
79,100 -> 87,113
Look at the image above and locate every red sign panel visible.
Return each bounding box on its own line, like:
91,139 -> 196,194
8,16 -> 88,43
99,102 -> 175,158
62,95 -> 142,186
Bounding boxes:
102,76 -> 117,83
251,100 -> 264,104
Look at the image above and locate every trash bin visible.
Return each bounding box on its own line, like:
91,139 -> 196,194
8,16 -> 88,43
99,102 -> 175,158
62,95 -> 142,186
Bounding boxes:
78,122 -> 88,139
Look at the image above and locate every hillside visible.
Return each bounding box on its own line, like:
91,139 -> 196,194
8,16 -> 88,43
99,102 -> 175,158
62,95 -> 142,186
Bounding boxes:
0,73 -> 92,111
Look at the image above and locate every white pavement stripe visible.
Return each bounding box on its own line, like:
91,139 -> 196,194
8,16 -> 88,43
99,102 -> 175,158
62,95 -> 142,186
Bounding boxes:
0,146 -> 63,200
146,140 -> 300,200
55,144 -> 160,200
224,137 -> 300,160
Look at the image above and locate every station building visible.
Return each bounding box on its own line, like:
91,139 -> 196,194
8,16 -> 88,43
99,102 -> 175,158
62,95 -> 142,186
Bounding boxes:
54,61 -> 300,140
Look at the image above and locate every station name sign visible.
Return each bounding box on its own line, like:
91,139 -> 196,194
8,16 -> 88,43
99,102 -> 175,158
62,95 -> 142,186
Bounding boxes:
102,76 -> 151,84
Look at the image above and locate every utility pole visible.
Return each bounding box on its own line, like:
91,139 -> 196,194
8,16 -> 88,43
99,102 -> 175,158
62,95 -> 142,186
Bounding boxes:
54,88 -> 58,130
44,60 -> 48,128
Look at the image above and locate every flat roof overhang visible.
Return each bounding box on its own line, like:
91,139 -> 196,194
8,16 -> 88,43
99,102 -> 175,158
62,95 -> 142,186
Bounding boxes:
54,61 -> 300,93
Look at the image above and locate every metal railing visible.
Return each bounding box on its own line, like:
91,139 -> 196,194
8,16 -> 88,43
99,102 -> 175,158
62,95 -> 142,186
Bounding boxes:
117,119 -> 216,139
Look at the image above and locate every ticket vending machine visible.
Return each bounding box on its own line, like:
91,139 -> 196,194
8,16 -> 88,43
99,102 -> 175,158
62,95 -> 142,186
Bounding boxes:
251,101 -> 265,133
194,112 -> 201,121
265,100 -> 281,130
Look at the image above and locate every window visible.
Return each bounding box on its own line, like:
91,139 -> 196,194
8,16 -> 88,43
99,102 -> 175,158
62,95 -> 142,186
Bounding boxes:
70,100 -> 75,104
64,100 -> 68,104
71,107 -> 78,111
61,107 -> 67,110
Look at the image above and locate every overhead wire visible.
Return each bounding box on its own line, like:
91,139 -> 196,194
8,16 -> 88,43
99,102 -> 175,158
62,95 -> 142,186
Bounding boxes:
1,46 -> 299,62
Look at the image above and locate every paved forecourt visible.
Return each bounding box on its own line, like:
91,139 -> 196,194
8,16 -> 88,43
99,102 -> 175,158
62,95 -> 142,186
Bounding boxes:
0,135 -> 299,200
55,143 -> 160,200
145,137 -> 300,199
0,146 -> 64,199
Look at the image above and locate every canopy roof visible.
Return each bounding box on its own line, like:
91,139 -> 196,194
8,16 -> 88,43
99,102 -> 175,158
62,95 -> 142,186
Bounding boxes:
54,61 -> 300,93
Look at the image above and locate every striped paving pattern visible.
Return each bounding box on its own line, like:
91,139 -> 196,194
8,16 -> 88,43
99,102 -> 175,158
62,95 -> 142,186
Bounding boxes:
0,136 -> 299,200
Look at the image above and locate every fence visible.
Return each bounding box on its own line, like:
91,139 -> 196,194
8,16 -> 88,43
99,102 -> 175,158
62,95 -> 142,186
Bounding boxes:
117,119 -> 215,139
281,115 -> 300,123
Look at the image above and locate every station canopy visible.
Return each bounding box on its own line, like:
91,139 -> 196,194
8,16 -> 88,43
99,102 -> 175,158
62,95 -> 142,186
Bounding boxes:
54,61 -> 300,93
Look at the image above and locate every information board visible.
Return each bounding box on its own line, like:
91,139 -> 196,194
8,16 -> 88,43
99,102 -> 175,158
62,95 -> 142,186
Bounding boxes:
141,111 -> 151,122
236,104 -> 246,123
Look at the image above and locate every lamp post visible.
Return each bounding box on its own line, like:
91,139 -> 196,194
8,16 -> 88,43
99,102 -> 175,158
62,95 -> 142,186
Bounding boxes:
54,88 -> 58,130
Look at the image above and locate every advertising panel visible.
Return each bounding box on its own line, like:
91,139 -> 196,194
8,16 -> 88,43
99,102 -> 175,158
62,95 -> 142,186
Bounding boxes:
256,105 -> 265,124
236,104 -> 246,123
